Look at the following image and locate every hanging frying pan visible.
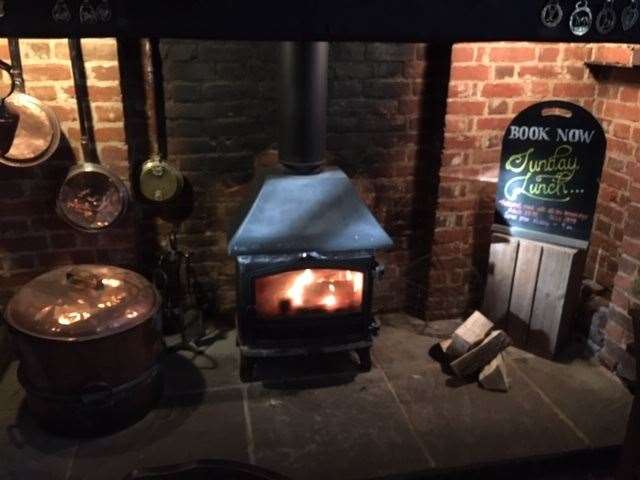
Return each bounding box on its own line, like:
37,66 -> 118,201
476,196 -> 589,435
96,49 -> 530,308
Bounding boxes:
56,38 -> 129,232
138,38 -> 183,203
0,38 -> 61,168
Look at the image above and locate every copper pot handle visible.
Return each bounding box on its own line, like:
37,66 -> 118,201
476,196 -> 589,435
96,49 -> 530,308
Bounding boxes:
66,268 -> 104,290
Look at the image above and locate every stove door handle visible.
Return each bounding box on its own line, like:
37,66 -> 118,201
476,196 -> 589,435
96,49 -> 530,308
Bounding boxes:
373,262 -> 385,280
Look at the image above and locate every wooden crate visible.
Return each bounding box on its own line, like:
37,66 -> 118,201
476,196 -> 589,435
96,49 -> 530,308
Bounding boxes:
481,233 -> 585,359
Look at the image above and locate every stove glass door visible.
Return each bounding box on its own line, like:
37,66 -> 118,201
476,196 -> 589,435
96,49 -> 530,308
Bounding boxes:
254,268 -> 364,319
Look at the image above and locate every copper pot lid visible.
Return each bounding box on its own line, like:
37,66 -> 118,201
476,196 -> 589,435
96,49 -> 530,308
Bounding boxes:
5,265 -> 160,342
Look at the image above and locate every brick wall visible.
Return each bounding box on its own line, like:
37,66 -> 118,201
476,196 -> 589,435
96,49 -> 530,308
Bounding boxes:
0,40 -> 438,318
0,38 -> 136,307
155,41 -> 440,315
435,42 -> 640,378
432,41 -> 639,319
591,46 -> 640,379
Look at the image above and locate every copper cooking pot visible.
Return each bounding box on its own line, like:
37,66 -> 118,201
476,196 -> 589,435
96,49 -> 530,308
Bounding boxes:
5,265 -> 163,435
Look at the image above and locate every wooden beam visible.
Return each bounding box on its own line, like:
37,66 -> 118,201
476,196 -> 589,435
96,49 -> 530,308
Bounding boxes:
1,0 -> 640,42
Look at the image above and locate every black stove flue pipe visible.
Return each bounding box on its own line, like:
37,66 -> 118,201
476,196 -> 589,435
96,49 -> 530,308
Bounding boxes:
279,42 -> 328,174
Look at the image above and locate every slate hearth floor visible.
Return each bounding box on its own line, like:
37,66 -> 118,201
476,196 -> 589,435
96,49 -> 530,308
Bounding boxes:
0,313 -> 633,480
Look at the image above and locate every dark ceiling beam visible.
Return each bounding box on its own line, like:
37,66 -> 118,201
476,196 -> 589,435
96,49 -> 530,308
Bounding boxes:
0,0 -> 638,43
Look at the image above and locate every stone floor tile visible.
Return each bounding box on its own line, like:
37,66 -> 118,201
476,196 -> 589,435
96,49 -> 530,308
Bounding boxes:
247,369 -> 431,480
509,353 -> 633,448
0,406 -> 77,480
69,388 -> 248,480
383,360 -> 590,468
161,327 -> 241,395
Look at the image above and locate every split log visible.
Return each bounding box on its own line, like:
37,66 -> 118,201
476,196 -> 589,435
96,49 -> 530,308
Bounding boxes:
438,339 -> 453,359
450,330 -> 511,378
479,353 -> 511,392
446,310 -> 494,359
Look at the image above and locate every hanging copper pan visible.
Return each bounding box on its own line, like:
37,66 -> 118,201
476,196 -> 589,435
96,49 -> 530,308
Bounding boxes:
0,59 -> 19,156
0,38 -> 61,168
56,38 -> 129,232
138,38 -> 183,203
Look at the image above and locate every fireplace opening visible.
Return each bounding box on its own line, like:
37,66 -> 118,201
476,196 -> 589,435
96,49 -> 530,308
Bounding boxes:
255,268 -> 364,319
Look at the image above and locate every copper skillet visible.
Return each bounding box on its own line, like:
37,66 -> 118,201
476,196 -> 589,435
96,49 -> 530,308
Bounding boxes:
0,38 -> 61,168
56,38 -> 129,232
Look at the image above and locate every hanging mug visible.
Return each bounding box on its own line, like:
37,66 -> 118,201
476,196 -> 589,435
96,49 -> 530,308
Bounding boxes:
570,0 -> 593,35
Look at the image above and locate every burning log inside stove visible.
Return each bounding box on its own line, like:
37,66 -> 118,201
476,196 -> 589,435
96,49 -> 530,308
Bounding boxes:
255,269 -> 364,318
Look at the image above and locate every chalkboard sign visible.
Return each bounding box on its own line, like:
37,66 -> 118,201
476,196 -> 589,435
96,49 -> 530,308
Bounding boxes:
495,101 -> 606,248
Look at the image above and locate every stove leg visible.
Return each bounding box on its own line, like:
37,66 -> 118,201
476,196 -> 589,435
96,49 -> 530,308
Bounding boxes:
356,347 -> 372,372
240,355 -> 255,383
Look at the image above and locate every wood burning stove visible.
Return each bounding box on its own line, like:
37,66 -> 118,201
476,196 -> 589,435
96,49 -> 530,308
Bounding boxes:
227,42 -> 392,381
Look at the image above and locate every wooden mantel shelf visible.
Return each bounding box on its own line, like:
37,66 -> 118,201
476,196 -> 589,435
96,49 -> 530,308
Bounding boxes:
587,44 -> 640,69
2,0 -> 640,42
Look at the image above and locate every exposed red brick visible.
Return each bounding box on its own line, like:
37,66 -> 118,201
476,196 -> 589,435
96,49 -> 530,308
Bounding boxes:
539,47 -> 560,63
481,82 -> 525,98
91,65 -> 120,81
519,65 -> 561,79
450,65 -> 490,81
447,100 -> 486,115
494,65 -> 514,80
475,117 -> 510,131
22,63 -> 71,81
591,44 -> 639,67
603,102 -> 640,123
489,46 -> 536,63
452,45 -> 474,63
552,82 -> 596,98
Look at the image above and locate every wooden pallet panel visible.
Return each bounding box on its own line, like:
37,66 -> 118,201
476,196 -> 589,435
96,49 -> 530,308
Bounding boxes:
528,245 -> 578,359
507,240 -> 542,348
481,234 -> 519,327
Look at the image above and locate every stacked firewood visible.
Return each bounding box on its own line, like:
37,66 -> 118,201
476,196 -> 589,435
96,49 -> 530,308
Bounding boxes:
438,311 -> 512,392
